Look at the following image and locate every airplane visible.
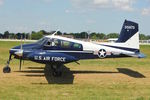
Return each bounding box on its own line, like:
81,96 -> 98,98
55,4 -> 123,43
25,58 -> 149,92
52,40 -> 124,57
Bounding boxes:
3,20 -> 146,77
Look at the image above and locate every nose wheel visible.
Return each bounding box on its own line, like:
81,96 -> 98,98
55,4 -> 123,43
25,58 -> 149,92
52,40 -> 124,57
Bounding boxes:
3,65 -> 11,73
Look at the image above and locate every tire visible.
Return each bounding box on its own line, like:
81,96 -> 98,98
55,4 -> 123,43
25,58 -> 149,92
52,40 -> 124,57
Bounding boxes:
3,66 -> 11,73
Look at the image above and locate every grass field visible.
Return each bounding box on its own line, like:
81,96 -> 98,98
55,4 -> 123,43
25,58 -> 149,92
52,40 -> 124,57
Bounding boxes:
0,41 -> 150,100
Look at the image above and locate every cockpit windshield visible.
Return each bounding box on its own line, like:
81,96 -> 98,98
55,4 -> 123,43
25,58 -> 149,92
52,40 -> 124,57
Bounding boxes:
44,38 -> 59,47
36,37 -> 48,45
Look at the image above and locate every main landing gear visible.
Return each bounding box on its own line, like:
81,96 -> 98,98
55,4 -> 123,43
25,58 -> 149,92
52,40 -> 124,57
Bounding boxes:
3,55 -> 12,73
51,64 -> 63,77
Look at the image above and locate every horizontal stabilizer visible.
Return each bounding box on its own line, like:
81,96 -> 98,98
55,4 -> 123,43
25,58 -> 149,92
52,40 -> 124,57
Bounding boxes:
136,52 -> 146,58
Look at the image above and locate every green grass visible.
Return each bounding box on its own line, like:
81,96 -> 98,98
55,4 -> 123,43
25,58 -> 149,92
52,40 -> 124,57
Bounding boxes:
0,41 -> 150,100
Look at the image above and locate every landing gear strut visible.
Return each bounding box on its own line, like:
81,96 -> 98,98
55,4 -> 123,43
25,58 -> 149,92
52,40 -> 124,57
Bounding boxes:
51,64 -> 63,77
3,55 -> 12,73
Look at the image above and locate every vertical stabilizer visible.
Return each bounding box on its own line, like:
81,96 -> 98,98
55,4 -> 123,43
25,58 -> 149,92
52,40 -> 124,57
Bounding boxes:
116,20 -> 139,49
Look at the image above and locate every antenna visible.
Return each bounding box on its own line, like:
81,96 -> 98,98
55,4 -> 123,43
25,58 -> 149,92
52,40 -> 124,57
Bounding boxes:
52,29 -> 59,36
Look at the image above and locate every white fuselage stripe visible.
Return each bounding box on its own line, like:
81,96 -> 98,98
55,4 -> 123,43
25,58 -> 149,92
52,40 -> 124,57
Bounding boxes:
10,49 -> 94,53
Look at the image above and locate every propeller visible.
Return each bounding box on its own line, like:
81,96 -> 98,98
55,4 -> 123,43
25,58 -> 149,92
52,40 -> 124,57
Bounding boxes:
14,35 -> 24,71
22,34 -> 25,65
19,35 -> 24,71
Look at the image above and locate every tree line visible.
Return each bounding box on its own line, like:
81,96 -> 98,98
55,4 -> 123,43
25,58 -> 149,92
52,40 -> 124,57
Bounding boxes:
0,30 -> 150,40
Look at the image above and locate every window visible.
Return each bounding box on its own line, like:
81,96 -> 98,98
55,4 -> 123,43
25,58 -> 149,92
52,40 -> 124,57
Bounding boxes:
43,38 -> 83,50
44,39 -> 59,47
61,40 -> 71,48
46,40 -> 51,46
73,43 -> 82,49
53,39 -> 60,47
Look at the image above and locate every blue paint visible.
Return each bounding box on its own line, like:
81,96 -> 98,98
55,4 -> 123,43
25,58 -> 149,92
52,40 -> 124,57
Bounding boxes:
26,51 -> 79,64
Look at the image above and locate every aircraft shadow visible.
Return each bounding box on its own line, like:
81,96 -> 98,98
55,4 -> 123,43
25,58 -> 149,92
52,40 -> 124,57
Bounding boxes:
117,68 -> 145,78
27,67 -> 44,70
15,66 -> 145,84
44,65 -> 74,84
18,65 -> 74,84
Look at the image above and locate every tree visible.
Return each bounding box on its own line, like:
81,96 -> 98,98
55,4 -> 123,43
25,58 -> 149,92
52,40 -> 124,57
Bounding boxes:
57,31 -> 62,35
0,33 -> 3,38
25,33 -> 30,40
63,32 -> 67,35
80,32 -> 88,39
9,33 -> 15,39
97,33 -> 106,39
107,33 -> 119,39
4,31 -> 10,39
40,30 -> 46,35
90,32 -> 97,39
147,35 -> 150,40
31,31 -> 43,40
139,34 -> 148,40
16,33 -> 21,39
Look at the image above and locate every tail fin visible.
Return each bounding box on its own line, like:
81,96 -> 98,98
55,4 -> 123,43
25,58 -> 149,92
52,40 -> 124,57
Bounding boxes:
116,20 -> 139,50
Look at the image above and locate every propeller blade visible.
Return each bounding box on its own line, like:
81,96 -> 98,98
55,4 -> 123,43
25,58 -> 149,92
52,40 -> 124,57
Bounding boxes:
15,34 -> 24,57
21,43 -> 22,50
23,59 -> 24,65
19,58 -> 22,71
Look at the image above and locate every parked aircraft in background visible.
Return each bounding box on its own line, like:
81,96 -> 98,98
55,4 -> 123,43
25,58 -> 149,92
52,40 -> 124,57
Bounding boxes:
3,20 -> 146,76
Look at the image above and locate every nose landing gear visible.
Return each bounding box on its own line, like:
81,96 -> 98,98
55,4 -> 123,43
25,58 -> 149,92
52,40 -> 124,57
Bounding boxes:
3,55 -> 12,73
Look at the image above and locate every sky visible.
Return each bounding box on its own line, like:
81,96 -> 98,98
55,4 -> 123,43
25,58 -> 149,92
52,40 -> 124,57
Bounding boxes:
0,0 -> 150,35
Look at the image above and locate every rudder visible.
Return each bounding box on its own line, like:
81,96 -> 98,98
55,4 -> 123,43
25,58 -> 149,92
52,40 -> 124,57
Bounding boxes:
116,20 -> 139,49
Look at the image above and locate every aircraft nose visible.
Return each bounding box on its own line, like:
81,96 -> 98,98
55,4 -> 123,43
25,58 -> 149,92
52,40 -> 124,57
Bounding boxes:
9,48 -> 19,55
9,46 -> 23,57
